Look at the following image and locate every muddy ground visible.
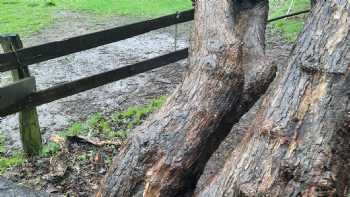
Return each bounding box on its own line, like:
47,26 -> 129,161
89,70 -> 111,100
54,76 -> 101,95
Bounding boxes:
0,10 -> 191,148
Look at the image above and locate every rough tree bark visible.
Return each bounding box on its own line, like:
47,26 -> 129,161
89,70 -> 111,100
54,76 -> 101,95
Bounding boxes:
195,0 -> 350,196
98,0 -> 275,196
311,0 -> 317,8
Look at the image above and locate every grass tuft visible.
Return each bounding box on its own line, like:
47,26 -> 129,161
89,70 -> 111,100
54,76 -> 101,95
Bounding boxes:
0,0 -> 191,36
269,0 -> 310,41
0,133 -> 24,174
40,142 -> 60,157
40,96 -> 167,158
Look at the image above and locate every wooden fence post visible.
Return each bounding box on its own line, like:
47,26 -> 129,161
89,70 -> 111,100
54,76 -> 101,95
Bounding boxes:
0,34 -> 42,156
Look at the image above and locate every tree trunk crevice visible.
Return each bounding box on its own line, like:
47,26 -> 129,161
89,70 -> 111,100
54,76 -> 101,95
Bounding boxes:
195,1 -> 350,196
98,0 -> 275,196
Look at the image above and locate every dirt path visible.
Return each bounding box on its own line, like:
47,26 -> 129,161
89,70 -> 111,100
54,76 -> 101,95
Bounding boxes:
0,10 -> 191,148
0,9 -> 292,150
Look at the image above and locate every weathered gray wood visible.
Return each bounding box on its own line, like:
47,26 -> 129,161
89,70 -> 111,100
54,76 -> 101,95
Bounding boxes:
0,48 -> 188,117
0,77 -> 35,110
195,0 -> 350,196
0,35 -> 42,156
0,9 -> 194,72
0,34 -> 30,80
0,53 -> 17,72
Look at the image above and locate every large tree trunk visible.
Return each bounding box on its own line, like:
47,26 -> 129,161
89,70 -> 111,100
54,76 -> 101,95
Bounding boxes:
98,0 -> 275,196
195,0 -> 350,196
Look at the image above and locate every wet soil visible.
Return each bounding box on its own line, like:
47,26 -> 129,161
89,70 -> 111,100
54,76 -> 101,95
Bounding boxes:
0,10 -> 191,148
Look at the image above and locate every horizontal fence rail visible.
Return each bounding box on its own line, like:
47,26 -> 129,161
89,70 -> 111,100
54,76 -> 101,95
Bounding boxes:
0,9 -> 194,72
0,48 -> 188,116
0,9 -> 312,117
0,53 -> 17,72
0,9 -> 311,73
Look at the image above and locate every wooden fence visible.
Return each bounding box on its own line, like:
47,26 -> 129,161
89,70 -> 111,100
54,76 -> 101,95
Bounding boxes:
0,9 -> 310,155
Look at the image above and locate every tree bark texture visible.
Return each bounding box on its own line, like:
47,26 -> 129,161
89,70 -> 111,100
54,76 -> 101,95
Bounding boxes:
311,0 -> 317,8
98,0 -> 275,196
195,1 -> 350,196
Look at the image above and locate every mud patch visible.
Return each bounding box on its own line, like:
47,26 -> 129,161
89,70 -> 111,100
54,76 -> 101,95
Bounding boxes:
0,10 -> 191,148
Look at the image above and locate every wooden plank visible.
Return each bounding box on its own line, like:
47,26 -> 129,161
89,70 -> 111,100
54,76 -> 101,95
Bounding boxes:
0,48 -> 189,117
0,77 -> 35,110
0,9 -> 194,72
0,52 -> 17,72
0,9 -> 312,73
1,34 -> 42,156
0,35 -> 19,72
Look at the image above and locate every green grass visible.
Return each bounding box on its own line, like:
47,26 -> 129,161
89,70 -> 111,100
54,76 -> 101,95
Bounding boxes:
269,0 -> 310,41
60,0 -> 192,16
0,134 -> 24,174
41,96 -> 167,157
0,97 -> 167,166
0,0 -> 55,35
111,96 -> 166,137
0,0 -> 191,36
59,96 -> 164,136
40,141 -> 61,157
1,0 -> 310,41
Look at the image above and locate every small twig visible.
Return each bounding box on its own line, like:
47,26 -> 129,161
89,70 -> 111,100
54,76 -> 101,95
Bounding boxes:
268,9 -> 310,23
287,0 -> 294,14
